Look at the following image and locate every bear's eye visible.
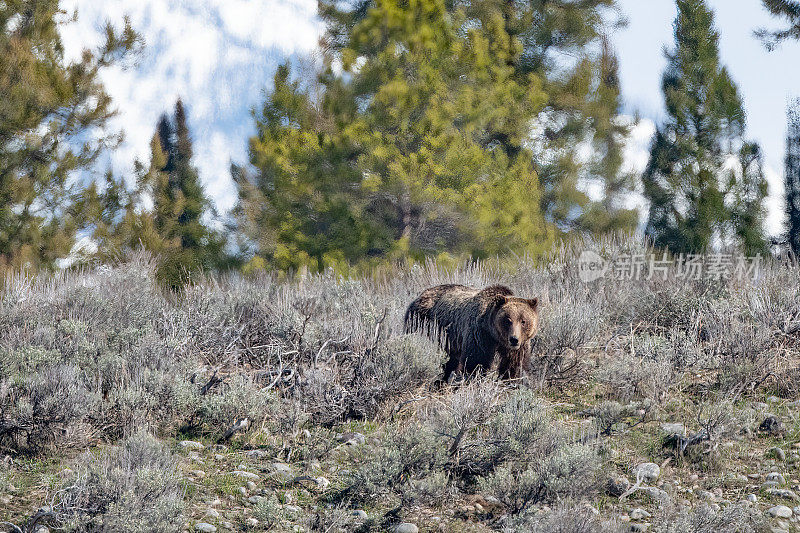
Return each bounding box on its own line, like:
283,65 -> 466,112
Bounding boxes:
521,319 -> 528,327
504,317 -> 512,326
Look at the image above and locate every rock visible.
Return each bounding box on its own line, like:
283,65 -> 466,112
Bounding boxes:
0,495 -> 11,505
245,449 -> 268,459
231,470 -> 260,481
271,462 -> 295,482
284,505 -> 300,514
661,423 -> 686,435
633,463 -> 661,483
641,487 -> 670,502
606,475 -> 631,497
768,396 -> 781,403
394,524 -> 419,533
352,509 -> 368,520
220,417 -> 250,442
760,415 -> 784,436
245,518 -> 259,527
238,486 -> 247,496
761,481 -> 781,491
630,525 -> 649,533
767,505 -> 792,518
246,481 -> 257,491
315,476 -> 330,490
336,432 -> 366,445
767,472 -> 787,485
766,488 -> 800,501
630,508 -> 651,520
180,440 -> 204,450
214,454 -> 224,461
222,523 -> 234,531
697,490 -> 716,501
248,495 -> 265,505
209,444 -> 228,453
204,509 -> 221,519
747,494 -> 758,503
195,524 -> 217,533
190,470 -> 206,479
767,447 -> 787,461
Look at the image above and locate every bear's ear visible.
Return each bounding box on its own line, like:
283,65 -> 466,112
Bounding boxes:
524,297 -> 539,312
492,293 -> 509,308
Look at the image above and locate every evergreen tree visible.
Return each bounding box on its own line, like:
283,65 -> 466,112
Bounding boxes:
643,0 -> 767,254
140,100 -> 226,286
237,0 -> 556,273
321,0 -> 638,235
0,0 -> 139,271
758,0 -> 800,48
786,100 -> 800,255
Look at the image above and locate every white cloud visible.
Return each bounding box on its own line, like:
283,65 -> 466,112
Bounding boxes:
58,0 -> 322,212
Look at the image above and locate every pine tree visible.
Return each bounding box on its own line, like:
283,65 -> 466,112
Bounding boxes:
758,0 -> 800,48
140,100 -> 226,286
643,0 -> 767,254
320,0 -> 638,235
786,100 -> 800,255
0,0 -> 139,271
237,0 -> 555,272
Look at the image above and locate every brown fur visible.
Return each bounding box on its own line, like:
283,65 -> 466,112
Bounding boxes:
404,284 -> 540,383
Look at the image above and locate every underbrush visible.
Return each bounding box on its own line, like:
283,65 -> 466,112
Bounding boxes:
1,236 -> 798,530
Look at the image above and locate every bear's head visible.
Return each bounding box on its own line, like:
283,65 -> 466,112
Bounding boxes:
492,295 -> 539,350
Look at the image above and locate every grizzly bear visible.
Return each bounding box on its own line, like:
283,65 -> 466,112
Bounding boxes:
404,284 -> 540,383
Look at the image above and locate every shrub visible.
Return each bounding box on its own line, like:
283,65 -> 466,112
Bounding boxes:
52,431 -> 185,532
501,502 -> 625,533
650,503 -> 767,533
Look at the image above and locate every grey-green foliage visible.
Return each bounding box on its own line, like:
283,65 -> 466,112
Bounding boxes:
343,382 -> 599,512
650,503 -> 767,533
54,431 -> 185,532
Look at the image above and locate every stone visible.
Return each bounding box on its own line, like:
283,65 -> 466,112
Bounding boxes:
190,470 -> 206,479
767,505 -> 793,519
352,509 -> 368,520
205,509 -> 221,519
661,423 -> 686,435
195,524 -> 217,533
231,470 -> 260,481
767,472 -> 787,485
630,525 -> 649,533
606,475 -> 631,497
315,476 -> 330,490
633,463 -> 660,483
180,440 -> 204,450
768,396 -> 781,403
768,447 -> 787,461
248,495 -> 265,505
630,508 -> 651,520
766,488 -> 800,501
221,523 -> 234,531
760,415 -> 784,436
697,490 -> 716,501
284,505 -> 301,513
246,481 -> 257,491
246,518 -> 259,527
245,450 -> 268,459
336,432 -> 366,445
271,462 -> 295,482
394,524 -> 419,533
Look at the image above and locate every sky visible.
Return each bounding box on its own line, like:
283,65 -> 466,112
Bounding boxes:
59,0 -> 800,237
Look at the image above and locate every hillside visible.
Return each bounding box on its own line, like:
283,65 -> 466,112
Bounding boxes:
1,236 -> 800,533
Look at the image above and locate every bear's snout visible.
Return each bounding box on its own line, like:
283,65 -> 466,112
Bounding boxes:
509,335 -> 520,347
